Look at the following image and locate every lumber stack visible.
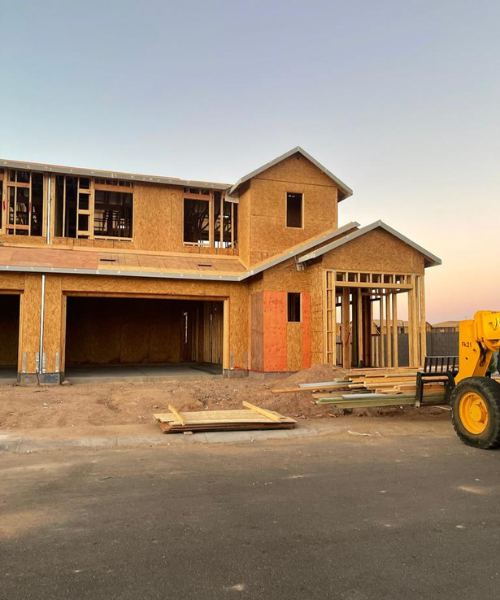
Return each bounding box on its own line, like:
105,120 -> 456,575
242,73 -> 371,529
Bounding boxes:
154,401 -> 296,434
271,367 -> 447,409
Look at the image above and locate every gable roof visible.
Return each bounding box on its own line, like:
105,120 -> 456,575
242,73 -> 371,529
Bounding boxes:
296,220 -> 442,268
227,147 -> 353,200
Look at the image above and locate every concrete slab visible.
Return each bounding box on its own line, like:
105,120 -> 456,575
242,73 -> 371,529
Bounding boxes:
204,431 -> 254,443
247,430 -> 290,440
17,437 -> 116,453
0,434 -> 22,453
64,362 -> 223,385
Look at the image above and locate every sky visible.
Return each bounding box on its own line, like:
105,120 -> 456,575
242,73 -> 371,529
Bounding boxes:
1,0 -> 499,323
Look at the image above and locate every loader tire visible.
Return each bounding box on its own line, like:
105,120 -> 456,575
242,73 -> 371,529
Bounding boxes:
450,377 -> 500,449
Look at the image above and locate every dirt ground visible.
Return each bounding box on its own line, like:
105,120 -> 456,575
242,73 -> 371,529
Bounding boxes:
0,364 -> 448,431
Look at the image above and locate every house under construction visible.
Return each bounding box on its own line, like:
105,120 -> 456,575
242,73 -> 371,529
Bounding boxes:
0,147 -> 441,383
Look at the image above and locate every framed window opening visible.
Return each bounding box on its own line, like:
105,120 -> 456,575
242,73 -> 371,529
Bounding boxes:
55,176 -> 134,240
183,190 -> 238,248
2,169 -> 45,237
287,292 -> 302,323
286,192 -> 303,229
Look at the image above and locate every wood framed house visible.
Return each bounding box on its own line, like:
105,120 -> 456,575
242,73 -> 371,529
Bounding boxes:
0,147 -> 441,383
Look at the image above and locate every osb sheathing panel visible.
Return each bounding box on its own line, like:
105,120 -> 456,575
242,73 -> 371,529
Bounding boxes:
246,154 -> 338,265
42,275 -> 249,373
302,292 -> 312,370
237,183 -> 251,267
0,234 -> 47,246
65,297 -> 184,365
286,323 -> 302,371
250,292 -> 263,372
256,153 -> 337,188
262,291 -> 287,371
321,229 -> 426,274
258,260 -> 325,368
21,275 -> 43,373
248,179 -> 338,265
46,182 -> 237,256
0,294 -> 20,366
0,273 -> 26,291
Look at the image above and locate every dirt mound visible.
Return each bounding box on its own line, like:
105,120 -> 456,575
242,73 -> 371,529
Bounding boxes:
280,364 -> 346,387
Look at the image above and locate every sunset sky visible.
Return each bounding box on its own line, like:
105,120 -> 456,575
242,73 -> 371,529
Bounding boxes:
1,0 -> 498,323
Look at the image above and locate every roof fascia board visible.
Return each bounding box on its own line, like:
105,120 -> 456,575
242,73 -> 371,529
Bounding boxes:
0,159 -> 231,191
0,265 -> 241,282
297,220 -> 442,267
228,147 -> 353,199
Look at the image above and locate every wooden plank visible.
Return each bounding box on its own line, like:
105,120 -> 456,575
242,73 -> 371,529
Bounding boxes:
386,291 -> 392,368
242,401 -> 281,422
392,292 -> 399,368
342,288 -> 351,369
273,383 -> 353,394
418,275 -> 427,366
167,405 -> 186,426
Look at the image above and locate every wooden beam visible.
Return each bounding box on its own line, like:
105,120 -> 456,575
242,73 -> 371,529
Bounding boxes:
418,275 -> 427,366
223,297 -> 230,371
335,282 -> 412,290
357,288 -> 363,367
342,288 -> 351,369
243,401 -> 281,422
386,290 -> 392,367
392,291 -> 399,367
380,296 -> 385,368
168,404 -> 186,426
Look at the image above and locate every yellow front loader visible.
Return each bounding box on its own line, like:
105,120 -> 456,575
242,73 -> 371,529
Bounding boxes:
450,311 -> 500,449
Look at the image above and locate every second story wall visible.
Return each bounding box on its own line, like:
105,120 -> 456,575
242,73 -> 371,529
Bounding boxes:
0,167 -> 238,255
238,154 -> 340,266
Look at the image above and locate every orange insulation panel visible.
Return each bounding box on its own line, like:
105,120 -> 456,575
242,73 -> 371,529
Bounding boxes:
262,291 -> 287,371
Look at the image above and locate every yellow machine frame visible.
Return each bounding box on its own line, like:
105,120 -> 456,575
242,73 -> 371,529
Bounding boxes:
456,311 -> 500,383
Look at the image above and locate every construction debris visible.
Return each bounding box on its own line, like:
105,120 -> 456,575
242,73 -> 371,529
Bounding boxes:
153,401 -> 296,434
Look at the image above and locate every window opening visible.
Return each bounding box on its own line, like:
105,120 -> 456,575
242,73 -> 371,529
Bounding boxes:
287,293 -> 301,322
286,192 -> 303,228
184,198 -> 210,245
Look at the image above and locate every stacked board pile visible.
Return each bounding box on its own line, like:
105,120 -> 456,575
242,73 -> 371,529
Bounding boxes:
272,367 -> 447,409
154,401 -> 296,434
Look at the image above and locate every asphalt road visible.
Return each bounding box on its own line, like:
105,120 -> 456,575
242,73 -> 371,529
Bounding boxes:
1,431 -> 500,599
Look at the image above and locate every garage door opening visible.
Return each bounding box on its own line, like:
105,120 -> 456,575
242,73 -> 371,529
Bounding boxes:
0,294 -> 20,380
65,296 -> 224,380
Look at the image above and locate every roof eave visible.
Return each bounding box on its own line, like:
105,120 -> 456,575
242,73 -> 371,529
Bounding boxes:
0,159 -> 232,191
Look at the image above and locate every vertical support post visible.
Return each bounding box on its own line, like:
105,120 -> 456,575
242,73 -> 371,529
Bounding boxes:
342,288 -> 351,369
386,290 -> 392,367
408,283 -> 414,367
413,278 -> 420,367
223,298 -> 230,371
323,270 -> 336,364
392,292 -> 399,367
418,275 -> 427,366
379,295 -> 385,368
357,289 -> 363,367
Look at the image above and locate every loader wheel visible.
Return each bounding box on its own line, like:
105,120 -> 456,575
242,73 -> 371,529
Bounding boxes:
451,377 -> 500,449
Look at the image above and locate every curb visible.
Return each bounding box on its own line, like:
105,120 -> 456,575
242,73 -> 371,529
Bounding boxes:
0,426 -> 325,454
